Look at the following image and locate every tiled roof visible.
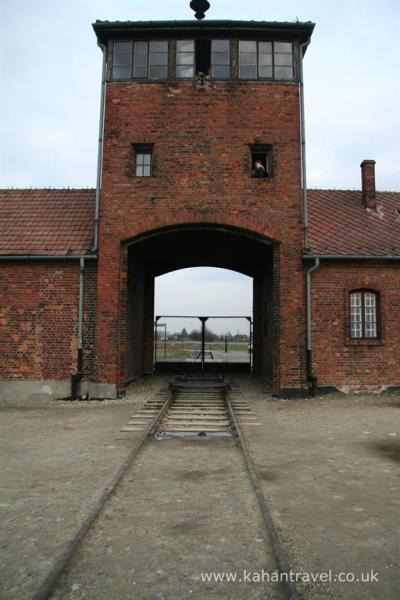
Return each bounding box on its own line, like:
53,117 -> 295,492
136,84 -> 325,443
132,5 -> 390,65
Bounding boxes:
0,189 -> 95,256
308,190 -> 400,256
0,187 -> 399,258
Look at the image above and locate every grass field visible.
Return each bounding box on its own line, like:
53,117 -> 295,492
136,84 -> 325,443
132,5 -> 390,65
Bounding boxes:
155,341 -> 250,360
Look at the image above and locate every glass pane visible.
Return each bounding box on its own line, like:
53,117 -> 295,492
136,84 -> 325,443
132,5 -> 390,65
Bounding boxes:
149,65 -> 168,79
259,42 -> 272,54
239,52 -> 257,65
142,153 -> 151,165
114,53 -> 132,67
212,52 -> 229,65
274,66 -> 293,79
259,53 -> 273,66
212,40 -> 229,52
150,41 -> 168,52
133,65 -> 147,78
136,153 -> 145,166
114,41 -> 132,54
149,52 -> 168,66
177,40 -> 194,52
134,41 -> 148,53
212,65 -> 230,78
350,293 -> 361,307
259,66 -> 273,78
142,165 -> 151,176
113,66 -> 131,79
275,53 -> 293,67
136,165 -> 143,176
239,41 -> 257,52
177,52 -> 194,65
176,65 -> 194,78
239,65 -> 257,79
365,292 -> 376,307
134,54 -> 148,67
275,42 -> 292,53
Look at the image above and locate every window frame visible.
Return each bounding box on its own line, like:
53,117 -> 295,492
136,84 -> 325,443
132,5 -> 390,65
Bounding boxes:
175,39 -> 231,79
250,144 -> 272,179
238,40 -> 294,81
349,289 -> 380,340
132,144 -> 154,177
112,40 -> 169,81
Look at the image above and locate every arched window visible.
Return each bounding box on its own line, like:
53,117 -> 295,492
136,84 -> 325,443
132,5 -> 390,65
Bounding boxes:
349,290 -> 379,339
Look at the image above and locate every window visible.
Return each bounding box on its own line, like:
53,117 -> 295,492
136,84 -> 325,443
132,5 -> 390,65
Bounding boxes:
133,145 -> 153,177
251,145 -> 271,178
349,290 -> 379,339
239,41 -> 293,80
112,40 -> 168,80
176,39 -> 230,78
211,40 -> 230,78
176,40 -> 195,78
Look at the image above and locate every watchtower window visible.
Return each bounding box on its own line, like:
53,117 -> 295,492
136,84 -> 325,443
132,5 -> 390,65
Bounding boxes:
112,40 -> 168,80
239,41 -> 293,80
176,39 -> 230,78
176,40 -> 195,78
211,40 -> 230,78
132,145 -> 153,177
251,146 -> 271,178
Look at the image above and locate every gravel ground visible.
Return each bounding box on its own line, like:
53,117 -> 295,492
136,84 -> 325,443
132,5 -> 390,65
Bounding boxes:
231,376 -> 400,600
0,375 -> 399,599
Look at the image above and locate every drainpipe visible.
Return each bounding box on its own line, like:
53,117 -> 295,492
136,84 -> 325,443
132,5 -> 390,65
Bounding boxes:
299,41 -> 310,251
71,258 -> 85,399
92,43 -> 107,253
306,257 -> 320,396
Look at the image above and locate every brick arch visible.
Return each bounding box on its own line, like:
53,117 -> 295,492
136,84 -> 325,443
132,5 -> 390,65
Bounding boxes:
122,212 -> 282,247
118,221 -> 279,390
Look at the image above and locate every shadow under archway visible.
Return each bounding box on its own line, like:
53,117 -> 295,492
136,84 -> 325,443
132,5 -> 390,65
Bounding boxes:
123,223 -> 279,388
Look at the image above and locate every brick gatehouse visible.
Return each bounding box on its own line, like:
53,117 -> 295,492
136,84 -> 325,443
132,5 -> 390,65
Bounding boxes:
1,19 -> 399,401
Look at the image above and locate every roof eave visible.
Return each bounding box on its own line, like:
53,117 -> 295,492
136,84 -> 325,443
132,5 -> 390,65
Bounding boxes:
92,19 -> 315,45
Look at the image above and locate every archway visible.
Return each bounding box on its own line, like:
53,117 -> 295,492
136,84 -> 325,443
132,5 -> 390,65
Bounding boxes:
122,224 -> 279,388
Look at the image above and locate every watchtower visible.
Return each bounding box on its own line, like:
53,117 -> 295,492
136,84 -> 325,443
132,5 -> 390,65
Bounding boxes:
92,17 -> 314,397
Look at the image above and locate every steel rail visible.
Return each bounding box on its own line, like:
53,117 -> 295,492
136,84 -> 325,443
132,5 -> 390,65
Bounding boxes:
31,393 -> 174,600
226,391 -> 300,600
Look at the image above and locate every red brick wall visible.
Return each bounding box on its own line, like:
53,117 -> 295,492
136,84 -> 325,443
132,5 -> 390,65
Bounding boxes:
0,262 -> 79,380
96,80 -> 307,393
311,262 -> 400,391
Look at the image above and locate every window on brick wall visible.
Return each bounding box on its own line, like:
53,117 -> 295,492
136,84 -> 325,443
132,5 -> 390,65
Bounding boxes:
349,290 -> 379,339
112,40 -> 168,80
238,41 -> 293,80
133,144 -> 153,176
251,145 -> 272,178
176,39 -> 230,78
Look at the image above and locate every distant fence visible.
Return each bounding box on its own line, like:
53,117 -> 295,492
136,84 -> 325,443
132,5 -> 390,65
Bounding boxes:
154,315 -> 253,372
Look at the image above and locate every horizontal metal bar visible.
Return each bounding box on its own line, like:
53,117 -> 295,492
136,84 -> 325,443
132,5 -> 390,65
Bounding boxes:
155,315 -> 252,319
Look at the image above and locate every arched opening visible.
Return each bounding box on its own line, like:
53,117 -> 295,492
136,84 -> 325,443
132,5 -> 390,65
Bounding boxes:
154,267 -> 253,371
122,224 -> 279,387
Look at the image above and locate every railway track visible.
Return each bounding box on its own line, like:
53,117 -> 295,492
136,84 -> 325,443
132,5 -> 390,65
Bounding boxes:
32,375 -> 298,600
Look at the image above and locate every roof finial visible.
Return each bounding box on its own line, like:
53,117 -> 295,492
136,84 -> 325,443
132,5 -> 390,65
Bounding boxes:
190,0 -> 210,20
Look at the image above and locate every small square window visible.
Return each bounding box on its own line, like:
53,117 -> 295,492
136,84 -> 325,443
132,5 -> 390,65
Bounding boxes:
250,146 -> 271,178
132,145 -> 153,177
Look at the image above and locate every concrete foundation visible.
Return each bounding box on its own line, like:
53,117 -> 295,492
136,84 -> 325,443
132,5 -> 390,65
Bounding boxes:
0,379 -> 117,403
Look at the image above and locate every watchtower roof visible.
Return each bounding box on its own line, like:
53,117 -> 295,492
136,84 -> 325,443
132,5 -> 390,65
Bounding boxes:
93,19 -> 315,46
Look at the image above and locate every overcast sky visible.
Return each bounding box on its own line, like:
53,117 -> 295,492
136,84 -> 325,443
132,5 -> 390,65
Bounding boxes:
1,0 -> 399,321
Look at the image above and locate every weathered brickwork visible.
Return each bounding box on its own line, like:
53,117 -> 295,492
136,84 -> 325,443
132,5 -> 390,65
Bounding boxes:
0,262 -> 79,380
311,262 -> 400,391
96,80 -> 307,394
82,262 -> 98,380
